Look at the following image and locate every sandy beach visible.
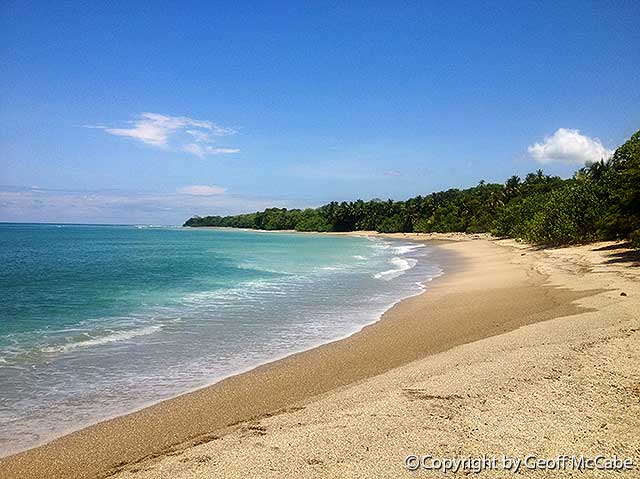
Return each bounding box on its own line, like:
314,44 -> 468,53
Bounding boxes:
1,235 -> 638,478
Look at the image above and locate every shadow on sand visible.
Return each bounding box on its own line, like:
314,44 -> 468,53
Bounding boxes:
592,242 -> 640,267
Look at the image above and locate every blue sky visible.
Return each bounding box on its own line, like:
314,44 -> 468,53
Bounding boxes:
1,1 -> 639,224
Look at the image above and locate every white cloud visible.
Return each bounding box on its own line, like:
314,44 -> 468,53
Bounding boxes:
528,128 -> 613,165
86,112 -> 239,157
182,143 -> 240,158
185,129 -> 212,142
177,185 -> 227,196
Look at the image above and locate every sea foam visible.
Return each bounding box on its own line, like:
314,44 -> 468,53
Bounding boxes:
40,325 -> 163,354
0,224 -> 443,457
374,257 -> 418,280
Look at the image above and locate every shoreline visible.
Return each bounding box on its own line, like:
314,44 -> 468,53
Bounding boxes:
0,232 -> 441,459
0,235 -> 628,478
0,233 -> 450,462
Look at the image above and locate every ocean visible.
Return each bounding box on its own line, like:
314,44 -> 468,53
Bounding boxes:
0,223 -> 442,456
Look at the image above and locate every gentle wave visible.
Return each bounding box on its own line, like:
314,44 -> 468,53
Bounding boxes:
393,243 -> 425,254
235,262 -> 293,275
367,239 -> 425,256
365,237 -> 392,250
40,325 -> 163,354
374,257 -> 418,280
181,278 -> 292,304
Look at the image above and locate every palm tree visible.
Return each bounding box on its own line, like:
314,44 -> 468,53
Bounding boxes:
504,175 -> 521,201
586,159 -> 610,181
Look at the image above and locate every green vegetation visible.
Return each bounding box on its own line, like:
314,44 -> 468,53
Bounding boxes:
185,130 -> 640,247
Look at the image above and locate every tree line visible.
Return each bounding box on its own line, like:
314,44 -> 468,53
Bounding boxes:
184,130 -> 640,247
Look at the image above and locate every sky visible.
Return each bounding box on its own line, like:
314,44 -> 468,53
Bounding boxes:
1,1 -> 639,225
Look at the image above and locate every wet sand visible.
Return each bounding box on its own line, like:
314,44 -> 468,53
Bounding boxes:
2,235 -> 631,479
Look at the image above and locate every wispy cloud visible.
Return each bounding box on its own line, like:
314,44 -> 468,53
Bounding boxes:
528,128 -> 613,165
0,186 -> 291,225
86,113 -> 239,157
177,185 -> 227,196
182,143 -> 239,158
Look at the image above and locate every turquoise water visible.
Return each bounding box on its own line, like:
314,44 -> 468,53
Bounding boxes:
0,224 -> 442,455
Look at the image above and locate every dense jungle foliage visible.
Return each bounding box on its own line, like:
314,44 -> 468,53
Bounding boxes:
185,130 -> 640,247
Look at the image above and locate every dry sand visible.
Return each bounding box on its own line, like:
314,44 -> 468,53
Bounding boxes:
1,235 -> 638,478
